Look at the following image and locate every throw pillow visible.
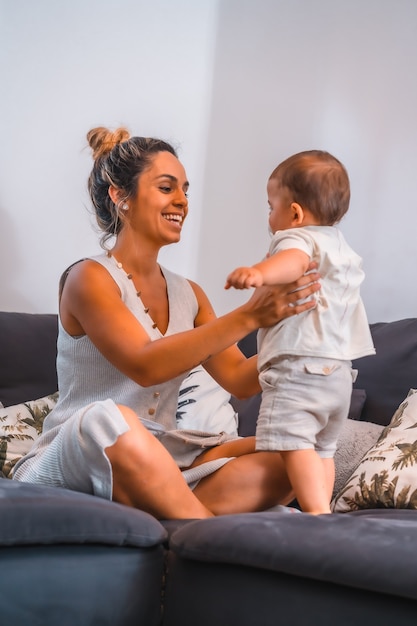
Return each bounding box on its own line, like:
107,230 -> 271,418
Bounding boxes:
332,389 -> 417,511
333,418 -> 384,497
177,366 -> 238,436
0,393 -> 58,478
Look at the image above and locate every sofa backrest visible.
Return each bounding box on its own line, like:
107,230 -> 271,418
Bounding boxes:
1,311 -> 416,429
0,312 -> 58,407
353,318 -> 417,426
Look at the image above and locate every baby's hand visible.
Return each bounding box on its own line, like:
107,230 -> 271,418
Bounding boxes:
225,267 -> 264,290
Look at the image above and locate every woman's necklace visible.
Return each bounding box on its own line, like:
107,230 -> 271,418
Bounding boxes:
106,251 -> 158,329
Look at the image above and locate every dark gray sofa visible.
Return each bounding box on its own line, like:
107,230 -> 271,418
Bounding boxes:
0,312 -> 168,625
1,311 -> 417,625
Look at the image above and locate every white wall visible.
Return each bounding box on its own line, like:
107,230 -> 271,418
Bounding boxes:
1,0 -> 417,323
197,0 -> 417,323
0,0 -> 218,313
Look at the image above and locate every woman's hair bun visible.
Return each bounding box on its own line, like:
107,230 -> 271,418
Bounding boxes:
87,126 -> 131,160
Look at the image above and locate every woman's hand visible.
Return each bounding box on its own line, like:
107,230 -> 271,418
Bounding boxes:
243,262 -> 320,329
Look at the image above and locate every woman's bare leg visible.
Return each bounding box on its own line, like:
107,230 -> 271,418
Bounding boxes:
193,439 -> 294,514
105,406 -> 213,520
190,436 -> 257,467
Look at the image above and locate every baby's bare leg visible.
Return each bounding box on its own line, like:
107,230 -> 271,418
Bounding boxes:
280,449 -> 332,514
322,457 -> 336,502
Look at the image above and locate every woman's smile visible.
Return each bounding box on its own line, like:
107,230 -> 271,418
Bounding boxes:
161,212 -> 184,228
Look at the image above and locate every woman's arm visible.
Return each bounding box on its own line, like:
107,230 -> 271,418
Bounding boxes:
60,259 -> 320,390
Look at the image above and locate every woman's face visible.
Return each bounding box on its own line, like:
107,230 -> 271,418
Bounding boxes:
130,151 -> 189,246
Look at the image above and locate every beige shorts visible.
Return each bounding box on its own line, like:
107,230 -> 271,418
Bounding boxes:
256,355 -> 354,458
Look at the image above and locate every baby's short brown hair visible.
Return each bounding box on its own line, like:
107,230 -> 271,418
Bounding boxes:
270,150 -> 350,225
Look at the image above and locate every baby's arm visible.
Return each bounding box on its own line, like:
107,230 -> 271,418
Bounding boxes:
225,249 -> 310,290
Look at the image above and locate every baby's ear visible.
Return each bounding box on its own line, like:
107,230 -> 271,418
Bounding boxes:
291,202 -> 305,225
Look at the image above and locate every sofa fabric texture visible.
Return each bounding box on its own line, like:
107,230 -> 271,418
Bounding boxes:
0,478 -> 167,547
0,479 -> 167,625
168,509 -> 417,600
163,551 -> 417,626
1,544 -> 165,626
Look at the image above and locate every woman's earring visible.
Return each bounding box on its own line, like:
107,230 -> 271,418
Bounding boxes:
117,200 -> 129,212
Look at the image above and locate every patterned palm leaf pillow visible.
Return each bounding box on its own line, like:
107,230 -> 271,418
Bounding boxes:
332,389 -> 417,511
177,366 -> 238,436
0,393 -> 58,478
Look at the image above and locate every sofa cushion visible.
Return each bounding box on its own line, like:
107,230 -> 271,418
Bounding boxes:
0,393 -> 58,477
0,312 -> 58,407
0,478 -> 167,548
168,509 -> 417,601
352,318 -> 417,426
333,389 -> 417,511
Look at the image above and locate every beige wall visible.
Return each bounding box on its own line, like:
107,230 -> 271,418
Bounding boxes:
1,0 -> 416,322
0,0 -> 218,312
197,0 -> 417,322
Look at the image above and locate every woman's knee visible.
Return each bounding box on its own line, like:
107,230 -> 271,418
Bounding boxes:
115,404 -> 138,425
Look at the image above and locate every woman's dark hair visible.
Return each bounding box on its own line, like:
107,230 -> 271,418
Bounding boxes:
270,150 -> 350,225
87,126 -> 177,247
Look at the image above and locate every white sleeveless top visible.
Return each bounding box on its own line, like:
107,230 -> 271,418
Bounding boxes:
51,253 -> 199,432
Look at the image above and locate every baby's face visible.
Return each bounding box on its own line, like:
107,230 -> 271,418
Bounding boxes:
267,179 -> 294,233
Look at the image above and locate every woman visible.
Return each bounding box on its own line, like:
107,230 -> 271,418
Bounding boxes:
13,127 -> 320,519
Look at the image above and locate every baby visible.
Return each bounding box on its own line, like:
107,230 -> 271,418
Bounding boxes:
225,150 -> 375,514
